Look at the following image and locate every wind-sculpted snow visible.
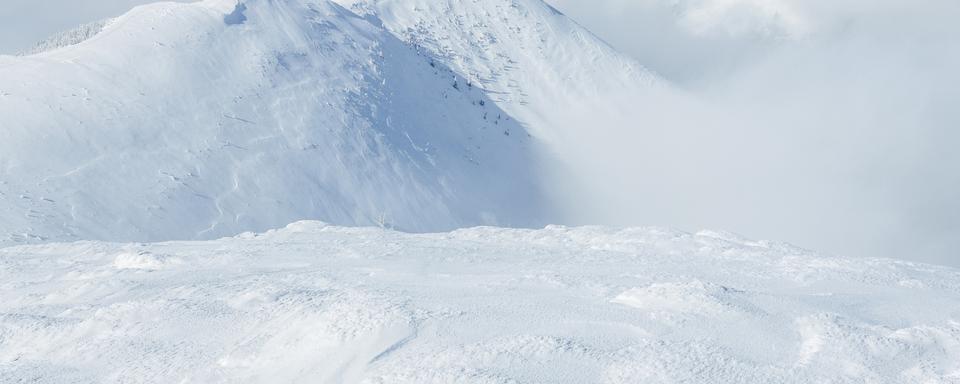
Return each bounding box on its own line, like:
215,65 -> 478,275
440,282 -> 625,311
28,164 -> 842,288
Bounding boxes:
1,223 -> 958,383
0,0 -> 545,245
339,0 -> 660,142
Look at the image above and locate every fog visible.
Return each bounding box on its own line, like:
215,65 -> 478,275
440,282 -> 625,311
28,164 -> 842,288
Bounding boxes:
546,0 -> 960,265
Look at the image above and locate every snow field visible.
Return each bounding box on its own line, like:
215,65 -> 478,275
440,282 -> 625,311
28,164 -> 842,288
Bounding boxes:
2,222 -> 958,383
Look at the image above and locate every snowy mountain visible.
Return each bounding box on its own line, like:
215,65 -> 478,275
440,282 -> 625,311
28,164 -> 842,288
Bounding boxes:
2,1 -> 960,382
0,0 -> 581,245
2,222 -> 959,382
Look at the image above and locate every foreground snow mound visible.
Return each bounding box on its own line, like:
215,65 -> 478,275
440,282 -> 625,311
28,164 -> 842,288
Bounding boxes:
2,223 -> 958,383
0,0 -> 544,245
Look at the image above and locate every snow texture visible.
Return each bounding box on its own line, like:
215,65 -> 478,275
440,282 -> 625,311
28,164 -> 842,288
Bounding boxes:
1,222 -> 959,383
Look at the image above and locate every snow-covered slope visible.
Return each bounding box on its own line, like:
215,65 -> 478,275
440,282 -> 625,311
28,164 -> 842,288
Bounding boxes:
335,0 -> 673,231
2,222 -> 959,383
338,0 -> 660,141
0,0 -> 668,245
0,0 -> 547,245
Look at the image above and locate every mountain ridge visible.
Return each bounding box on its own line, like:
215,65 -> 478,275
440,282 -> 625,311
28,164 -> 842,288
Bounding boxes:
0,0 -> 575,245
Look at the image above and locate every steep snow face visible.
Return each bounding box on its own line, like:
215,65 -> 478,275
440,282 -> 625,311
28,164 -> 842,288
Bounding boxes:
2,223 -> 959,382
336,0 -> 671,231
0,0 -> 545,244
338,0 -> 660,142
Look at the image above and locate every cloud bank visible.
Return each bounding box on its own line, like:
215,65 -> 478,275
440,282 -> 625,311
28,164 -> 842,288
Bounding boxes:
546,0 -> 960,265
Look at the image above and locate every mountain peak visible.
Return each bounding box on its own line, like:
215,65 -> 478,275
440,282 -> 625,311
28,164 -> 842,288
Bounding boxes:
0,0 -> 553,245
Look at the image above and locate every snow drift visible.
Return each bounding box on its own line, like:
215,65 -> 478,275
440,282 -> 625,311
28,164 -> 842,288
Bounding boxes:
2,223 -> 959,382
